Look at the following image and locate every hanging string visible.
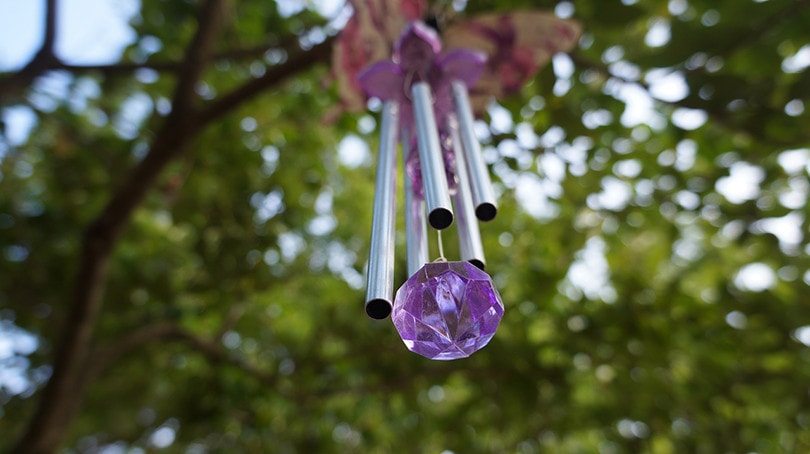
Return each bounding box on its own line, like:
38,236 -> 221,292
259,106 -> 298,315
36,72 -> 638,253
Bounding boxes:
436,229 -> 446,262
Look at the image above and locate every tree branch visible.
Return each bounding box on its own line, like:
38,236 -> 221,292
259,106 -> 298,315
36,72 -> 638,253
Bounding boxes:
567,1 -> 810,148
197,36 -> 334,126
216,302 -> 247,340
13,2 -> 336,450
87,322 -> 276,385
569,53 -> 804,147
709,0 -> 810,59
41,0 -> 58,54
12,1 -> 228,452
90,323 -> 184,376
0,0 -> 61,104
1,34 -> 311,80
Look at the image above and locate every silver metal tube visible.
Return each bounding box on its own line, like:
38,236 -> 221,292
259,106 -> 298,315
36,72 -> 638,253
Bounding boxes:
449,115 -> 486,270
412,82 -> 453,230
451,80 -> 498,221
365,101 -> 399,319
403,132 -> 429,276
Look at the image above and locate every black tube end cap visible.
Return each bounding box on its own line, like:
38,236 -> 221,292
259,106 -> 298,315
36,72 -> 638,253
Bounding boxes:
428,208 -> 453,230
365,299 -> 392,319
475,203 -> 497,222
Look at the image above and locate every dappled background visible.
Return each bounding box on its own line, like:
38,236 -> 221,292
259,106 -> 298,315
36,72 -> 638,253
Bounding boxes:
2,0 -> 810,452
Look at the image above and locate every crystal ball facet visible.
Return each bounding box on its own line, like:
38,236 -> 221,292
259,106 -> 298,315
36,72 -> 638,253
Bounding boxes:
392,261 -> 504,360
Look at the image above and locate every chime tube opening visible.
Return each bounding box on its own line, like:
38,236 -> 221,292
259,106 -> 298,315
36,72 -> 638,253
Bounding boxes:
449,115 -> 486,270
451,80 -> 498,222
475,203 -> 497,223
366,298 -> 393,320
469,259 -> 485,271
364,102 -> 399,320
428,208 -> 453,231
412,82 -> 453,230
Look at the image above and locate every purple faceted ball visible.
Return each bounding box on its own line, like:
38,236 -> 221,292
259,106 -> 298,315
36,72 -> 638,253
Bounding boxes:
392,261 -> 504,360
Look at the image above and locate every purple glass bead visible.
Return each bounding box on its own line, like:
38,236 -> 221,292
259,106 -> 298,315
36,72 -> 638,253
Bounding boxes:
392,261 -> 504,360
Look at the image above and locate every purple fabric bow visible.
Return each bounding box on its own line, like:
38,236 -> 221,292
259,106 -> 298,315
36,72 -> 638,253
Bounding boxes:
357,21 -> 486,133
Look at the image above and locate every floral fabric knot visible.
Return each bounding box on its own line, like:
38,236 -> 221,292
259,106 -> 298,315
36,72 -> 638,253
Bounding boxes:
358,21 -> 487,133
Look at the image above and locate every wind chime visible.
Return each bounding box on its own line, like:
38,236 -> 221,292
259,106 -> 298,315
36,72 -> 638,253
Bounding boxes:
335,1 -> 582,360
360,22 -> 504,360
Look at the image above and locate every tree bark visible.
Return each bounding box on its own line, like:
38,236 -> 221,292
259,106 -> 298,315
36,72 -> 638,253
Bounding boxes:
0,0 -> 59,104
12,2 -> 336,451
12,1 -> 227,451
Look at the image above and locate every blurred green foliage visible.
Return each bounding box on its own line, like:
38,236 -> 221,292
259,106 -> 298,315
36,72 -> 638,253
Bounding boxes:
2,0 -> 810,452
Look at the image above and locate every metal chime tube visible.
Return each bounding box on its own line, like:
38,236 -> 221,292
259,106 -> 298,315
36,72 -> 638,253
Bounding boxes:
449,116 -> 486,270
451,80 -> 498,222
365,101 -> 399,320
402,131 -> 429,276
412,81 -> 453,230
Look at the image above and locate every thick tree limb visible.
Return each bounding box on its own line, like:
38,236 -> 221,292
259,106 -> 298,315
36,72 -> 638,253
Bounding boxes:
12,1 -> 228,452
14,1 -> 335,451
